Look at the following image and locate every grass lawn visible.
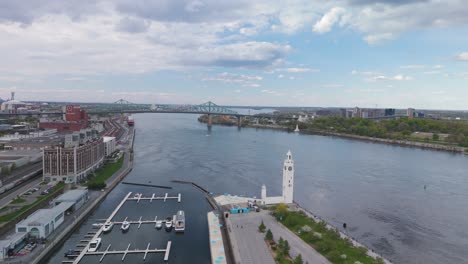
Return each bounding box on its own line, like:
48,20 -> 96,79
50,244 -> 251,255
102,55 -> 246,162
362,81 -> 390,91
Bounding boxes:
11,197 -> 26,204
0,182 -> 65,222
272,204 -> 384,264
87,155 -> 124,189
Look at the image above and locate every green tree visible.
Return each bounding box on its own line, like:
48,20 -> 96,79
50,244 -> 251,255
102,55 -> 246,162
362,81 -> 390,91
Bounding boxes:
275,203 -> 288,219
432,133 -> 440,141
258,220 -> 266,233
293,254 -> 303,264
265,229 -> 273,241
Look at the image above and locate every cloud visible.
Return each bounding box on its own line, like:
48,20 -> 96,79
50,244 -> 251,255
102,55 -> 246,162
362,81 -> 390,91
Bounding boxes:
423,71 -> 441,75
433,65 -> 444,69
369,74 -> 413,81
400,65 -> 425,69
277,74 -> 285,78
183,42 -> 291,69
116,17 -> 151,33
313,7 -> 345,34
283,67 -> 320,73
202,72 -> 262,88
455,52 -> 468,61
351,70 -> 380,75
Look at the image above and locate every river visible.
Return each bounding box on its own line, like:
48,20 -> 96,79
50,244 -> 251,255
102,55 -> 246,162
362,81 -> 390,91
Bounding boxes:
47,112 -> 468,264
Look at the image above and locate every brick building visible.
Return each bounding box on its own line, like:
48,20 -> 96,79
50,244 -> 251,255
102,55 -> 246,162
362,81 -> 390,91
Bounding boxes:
43,139 -> 105,183
39,105 -> 89,132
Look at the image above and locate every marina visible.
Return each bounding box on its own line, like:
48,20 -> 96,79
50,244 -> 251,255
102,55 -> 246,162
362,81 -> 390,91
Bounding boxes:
66,191 -> 182,264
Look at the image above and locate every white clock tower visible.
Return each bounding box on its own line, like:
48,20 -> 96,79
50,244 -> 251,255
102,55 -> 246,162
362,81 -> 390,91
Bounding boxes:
282,150 -> 294,203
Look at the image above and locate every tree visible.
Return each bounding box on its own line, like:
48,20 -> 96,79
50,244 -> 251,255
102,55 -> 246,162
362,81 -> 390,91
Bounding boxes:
293,254 -> 303,264
432,133 -> 440,141
283,239 -> 290,255
265,229 -> 273,241
275,203 -> 288,219
258,220 -> 266,233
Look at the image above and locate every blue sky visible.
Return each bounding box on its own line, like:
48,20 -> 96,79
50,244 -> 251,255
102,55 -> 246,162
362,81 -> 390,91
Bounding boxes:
0,0 -> 467,109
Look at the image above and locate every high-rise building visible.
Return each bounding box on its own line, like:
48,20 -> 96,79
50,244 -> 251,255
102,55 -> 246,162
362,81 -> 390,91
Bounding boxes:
407,108 -> 415,118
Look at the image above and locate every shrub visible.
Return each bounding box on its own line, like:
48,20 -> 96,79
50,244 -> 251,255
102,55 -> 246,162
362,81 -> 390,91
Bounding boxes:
87,181 -> 106,190
258,220 -> 266,233
265,229 -> 273,241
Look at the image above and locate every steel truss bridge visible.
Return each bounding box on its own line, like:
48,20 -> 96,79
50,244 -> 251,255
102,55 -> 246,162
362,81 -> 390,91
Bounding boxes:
0,101 -> 296,127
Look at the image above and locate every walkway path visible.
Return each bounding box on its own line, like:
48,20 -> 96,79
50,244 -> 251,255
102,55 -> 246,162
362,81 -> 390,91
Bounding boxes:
228,210 -> 330,264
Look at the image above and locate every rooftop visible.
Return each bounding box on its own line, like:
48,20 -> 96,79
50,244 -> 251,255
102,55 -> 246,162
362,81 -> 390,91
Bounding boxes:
55,189 -> 88,202
16,202 -> 73,227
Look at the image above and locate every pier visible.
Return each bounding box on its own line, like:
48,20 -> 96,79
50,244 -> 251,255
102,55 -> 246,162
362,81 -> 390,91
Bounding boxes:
69,191 -> 180,263
126,193 -> 182,203
81,241 -> 172,262
207,211 -> 227,264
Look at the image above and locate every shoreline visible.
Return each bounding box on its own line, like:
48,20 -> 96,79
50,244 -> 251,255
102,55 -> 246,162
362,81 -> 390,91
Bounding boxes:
292,203 -> 392,264
204,121 -> 467,155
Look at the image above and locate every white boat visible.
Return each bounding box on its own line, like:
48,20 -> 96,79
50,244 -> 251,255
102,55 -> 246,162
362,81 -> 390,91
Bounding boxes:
155,220 -> 163,229
88,238 -> 101,252
133,193 -> 141,199
174,210 -> 185,232
121,220 -> 130,232
165,217 -> 172,230
92,223 -> 103,228
102,222 -> 113,233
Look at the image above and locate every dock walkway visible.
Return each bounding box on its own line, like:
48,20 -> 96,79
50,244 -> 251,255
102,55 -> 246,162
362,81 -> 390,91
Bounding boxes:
207,212 -> 227,264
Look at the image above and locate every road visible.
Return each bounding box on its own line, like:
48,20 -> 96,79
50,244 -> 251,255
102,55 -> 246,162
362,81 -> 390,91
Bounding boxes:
0,162 -> 42,185
228,211 -> 330,264
0,178 -> 42,208
227,213 -> 275,264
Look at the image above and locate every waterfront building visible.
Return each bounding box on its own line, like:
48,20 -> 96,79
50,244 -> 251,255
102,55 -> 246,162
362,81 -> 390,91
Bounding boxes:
261,150 -> 295,204
103,137 -> 116,157
15,202 -> 73,239
53,189 -> 89,211
43,138 -> 105,183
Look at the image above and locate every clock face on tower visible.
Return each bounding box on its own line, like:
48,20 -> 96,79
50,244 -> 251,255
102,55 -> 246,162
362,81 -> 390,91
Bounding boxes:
288,166 -> 293,171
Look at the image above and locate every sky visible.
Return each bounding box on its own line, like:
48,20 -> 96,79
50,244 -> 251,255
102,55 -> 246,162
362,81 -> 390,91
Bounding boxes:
0,0 -> 467,109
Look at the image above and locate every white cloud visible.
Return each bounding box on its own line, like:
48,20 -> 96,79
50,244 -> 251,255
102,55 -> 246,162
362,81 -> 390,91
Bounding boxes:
283,67 -> 320,73
368,74 -> 413,81
351,70 -> 380,76
313,7 -> 345,34
400,65 -> 425,69
455,52 -> 468,61
277,74 -> 285,78
433,65 -> 444,69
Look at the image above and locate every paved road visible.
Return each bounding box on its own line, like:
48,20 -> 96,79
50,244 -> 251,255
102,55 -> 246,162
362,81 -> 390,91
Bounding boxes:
227,213 -> 275,264
229,211 -> 330,264
0,178 -> 42,208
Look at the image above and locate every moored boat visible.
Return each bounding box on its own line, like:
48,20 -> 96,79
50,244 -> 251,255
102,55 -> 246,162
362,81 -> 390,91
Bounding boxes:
102,221 -> 113,233
121,220 -> 130,232
165,216 -> 172,230
88,238 -> 101,252
174,210 -> 185,232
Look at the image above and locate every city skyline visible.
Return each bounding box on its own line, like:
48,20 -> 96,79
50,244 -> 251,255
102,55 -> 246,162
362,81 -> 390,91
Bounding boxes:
0,1 -> 468,109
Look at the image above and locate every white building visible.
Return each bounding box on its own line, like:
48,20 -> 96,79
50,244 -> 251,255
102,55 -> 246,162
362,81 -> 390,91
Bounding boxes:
261,150 -> 295,204
103,137 -> 116,157
15,202 -> 73,239
54,189 -> 88,211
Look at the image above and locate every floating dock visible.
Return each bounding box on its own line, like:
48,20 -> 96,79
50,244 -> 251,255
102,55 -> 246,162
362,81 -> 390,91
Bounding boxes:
126,193 -> 182,203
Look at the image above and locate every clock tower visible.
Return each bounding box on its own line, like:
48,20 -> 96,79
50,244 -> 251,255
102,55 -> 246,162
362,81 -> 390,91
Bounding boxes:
282,150 -> 294,203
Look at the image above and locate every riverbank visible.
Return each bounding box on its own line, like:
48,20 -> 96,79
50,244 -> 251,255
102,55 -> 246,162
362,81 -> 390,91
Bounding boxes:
31,127 -> 135,264
205,120 -> 468,155
300,129 -> 467,154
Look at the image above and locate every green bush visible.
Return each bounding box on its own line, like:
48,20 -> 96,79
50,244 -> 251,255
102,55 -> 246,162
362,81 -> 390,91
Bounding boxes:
87,181 -> 106,190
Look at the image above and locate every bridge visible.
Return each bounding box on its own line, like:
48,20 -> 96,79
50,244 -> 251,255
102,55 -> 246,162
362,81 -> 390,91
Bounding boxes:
0,101 -> 295,128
